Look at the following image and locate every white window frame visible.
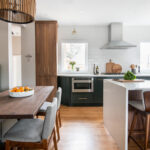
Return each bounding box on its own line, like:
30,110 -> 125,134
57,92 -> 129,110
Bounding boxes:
140,42 -> 150,73
60,40 -> 88,73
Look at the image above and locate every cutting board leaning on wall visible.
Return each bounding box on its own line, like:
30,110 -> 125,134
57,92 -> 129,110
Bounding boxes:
106,60 -> 122,73
106,59 -> 115,73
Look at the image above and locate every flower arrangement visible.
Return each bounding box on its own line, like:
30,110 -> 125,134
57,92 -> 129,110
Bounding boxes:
69,61 -> 76,70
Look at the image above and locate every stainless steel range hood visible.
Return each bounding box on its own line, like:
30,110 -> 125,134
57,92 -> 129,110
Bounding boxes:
102,23 -> 136,49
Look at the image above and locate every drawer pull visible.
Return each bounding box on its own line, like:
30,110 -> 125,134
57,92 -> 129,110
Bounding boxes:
79,97 -> 88,100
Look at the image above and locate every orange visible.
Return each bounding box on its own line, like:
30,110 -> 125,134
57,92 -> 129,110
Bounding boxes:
11,89 -> 16,92
24,86 -> 30,90
16,89 -> 21,92
19,87 -> 24,92
13,87 -> 18,91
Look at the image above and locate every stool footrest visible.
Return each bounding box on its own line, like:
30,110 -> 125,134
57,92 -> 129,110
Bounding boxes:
129,129 -> 145,135
129,135 -> 144,150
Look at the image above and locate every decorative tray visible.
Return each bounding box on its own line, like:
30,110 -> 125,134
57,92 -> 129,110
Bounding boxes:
113,79 -> 145,83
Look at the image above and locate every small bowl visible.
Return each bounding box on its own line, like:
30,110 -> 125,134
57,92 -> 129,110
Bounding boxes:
9,89 -> 34,98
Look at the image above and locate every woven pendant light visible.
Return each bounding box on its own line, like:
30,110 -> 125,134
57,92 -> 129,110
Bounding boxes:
0,0 -> 36,24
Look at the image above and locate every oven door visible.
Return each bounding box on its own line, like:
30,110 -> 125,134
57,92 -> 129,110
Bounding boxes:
72,78 -> 94,93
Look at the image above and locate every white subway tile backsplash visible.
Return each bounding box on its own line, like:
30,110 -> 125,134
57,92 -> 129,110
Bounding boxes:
58,25 -> 150,74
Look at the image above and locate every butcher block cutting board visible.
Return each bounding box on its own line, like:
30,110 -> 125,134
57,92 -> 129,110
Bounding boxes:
114,79 -> 144,83
112,64 -> 122,73
106,59 -> 114,73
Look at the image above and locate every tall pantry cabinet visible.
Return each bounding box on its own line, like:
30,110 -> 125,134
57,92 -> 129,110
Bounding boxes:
35,21 -> 57,101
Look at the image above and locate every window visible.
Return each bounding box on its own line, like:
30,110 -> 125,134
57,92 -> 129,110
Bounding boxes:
61,42 -> 88,73
140,43 -> 150,72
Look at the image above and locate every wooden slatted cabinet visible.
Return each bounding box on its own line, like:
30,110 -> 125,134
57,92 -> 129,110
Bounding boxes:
35,21 -> 57,101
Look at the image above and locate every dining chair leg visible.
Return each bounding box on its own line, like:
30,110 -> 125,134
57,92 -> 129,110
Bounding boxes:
53,128 -> 58,150
56,115 -> 60,141
128,110 -> 137,142
5,141 -> 11,150
145,114 -> 150,150
58,110 -> 62,127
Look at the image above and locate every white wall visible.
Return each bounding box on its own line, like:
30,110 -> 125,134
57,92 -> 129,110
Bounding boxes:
21,23 -> 36,86
58,25 -> 150,73
17,24 -> 150,87
0,21 -> 12,90
12,36 -> 21,55
12,56 -> 22,87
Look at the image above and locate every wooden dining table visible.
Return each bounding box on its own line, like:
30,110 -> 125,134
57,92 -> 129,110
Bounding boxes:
0,86 -> 54,119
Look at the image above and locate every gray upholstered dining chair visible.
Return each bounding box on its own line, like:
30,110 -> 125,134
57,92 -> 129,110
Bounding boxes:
4,97 -> 58,150
37,87 -> 62,141
0,119 -> 18,143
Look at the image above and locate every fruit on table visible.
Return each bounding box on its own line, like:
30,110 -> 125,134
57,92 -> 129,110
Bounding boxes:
124,71 -> 136,80
11,86 -> 32,92
24,86 -> 30,91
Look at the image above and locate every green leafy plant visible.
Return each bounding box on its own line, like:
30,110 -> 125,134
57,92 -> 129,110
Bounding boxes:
124,71 -> 136,80
69,61 -> 76,70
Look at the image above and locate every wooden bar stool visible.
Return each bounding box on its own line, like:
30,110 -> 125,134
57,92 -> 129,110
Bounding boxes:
128,90 -> 150,150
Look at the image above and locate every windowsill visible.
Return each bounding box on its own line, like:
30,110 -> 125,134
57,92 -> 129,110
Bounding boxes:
141,70 -> 150,74
58,71 -> 89,74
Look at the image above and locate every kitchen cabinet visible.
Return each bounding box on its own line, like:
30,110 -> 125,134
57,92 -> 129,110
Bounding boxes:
136,77 -> 150,80
58,77 -> 71,105
58,76 -> 150,106
94,78 -> 103,106
58,77 -> 102,106
71,93 -> 95,105
35,21 -> 57,101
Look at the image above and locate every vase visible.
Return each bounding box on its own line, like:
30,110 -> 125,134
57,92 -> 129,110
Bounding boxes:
71,65 -> 74,71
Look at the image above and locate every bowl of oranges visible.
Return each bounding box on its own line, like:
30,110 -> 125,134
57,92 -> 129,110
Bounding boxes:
9,86 -> 34,97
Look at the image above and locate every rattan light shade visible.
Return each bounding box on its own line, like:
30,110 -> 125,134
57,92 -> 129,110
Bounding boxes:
0,0 -> 36,24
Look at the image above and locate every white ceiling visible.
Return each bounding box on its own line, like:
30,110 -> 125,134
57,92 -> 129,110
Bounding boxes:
36,0 -> 150,26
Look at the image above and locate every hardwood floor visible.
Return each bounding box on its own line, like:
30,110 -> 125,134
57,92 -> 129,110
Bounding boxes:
57,106 -> 119,150
17,106 -> 140,150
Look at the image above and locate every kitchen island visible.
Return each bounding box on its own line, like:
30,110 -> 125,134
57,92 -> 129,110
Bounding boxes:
104,80 -> 150,150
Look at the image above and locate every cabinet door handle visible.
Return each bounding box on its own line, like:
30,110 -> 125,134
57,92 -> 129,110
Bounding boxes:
79,97 -> 88,100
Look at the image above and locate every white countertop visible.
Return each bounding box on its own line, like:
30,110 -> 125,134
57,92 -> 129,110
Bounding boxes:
57,73 -> 150,77
106,79 -> 150,90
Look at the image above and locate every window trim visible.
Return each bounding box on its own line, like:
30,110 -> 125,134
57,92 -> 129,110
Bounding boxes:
60,40 -> 88,73
140,42 -> 150,73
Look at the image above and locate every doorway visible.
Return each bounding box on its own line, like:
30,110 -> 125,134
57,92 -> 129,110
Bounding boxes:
11,24 -> 22,87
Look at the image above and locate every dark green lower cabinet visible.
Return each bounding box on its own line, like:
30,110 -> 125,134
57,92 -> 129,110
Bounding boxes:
136,77 -> 150,80
94,78 -> 103,106
58,76 -> 150,106
58,77 -> 103,106
57,77 -> 71,105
